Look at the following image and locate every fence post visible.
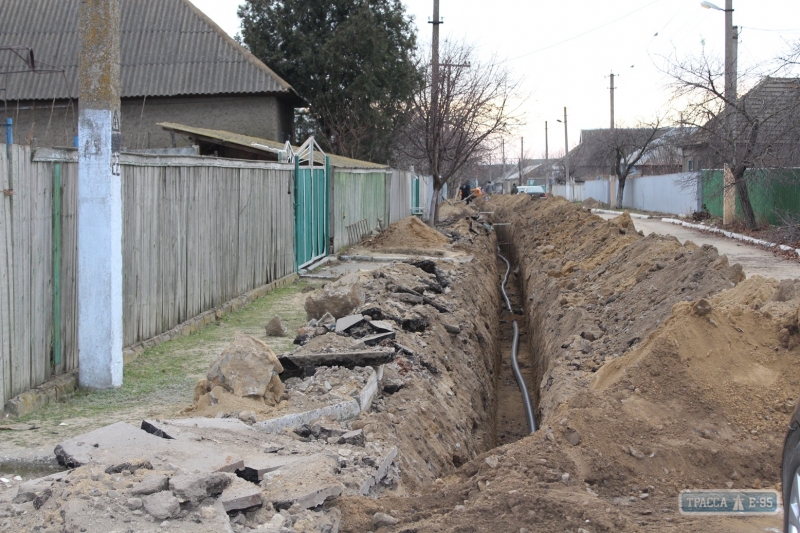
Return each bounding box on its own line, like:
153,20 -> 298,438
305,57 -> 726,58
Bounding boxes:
325,156 -> 331,257
52,163 -> 62,368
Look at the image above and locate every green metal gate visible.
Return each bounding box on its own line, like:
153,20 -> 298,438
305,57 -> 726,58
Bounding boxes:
293,138 -> 330,269
411,176 -> 422,216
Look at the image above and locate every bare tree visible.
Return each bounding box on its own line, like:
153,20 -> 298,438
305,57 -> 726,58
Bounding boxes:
605,121 -> 666,208
665,48 -> 800,228
396,40 -> 522,224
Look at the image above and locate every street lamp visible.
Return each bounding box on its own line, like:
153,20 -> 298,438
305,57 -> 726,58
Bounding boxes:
702,0 -> 738,224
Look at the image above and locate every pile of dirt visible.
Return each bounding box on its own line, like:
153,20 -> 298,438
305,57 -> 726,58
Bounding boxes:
364,216 -> 450,251
581,197 -> 606,209
437,201 -> 475,221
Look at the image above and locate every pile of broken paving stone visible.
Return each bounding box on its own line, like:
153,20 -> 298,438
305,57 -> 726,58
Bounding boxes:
0,233 -> 504,532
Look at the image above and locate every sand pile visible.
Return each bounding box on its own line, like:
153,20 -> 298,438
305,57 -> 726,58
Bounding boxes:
365,216 -> 450,251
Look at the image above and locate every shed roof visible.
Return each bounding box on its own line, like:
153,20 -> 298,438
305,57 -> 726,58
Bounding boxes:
159,122 -> 388,170
0,0 -> 300,101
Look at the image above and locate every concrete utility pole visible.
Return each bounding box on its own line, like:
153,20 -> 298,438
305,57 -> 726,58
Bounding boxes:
545,121 -> 549,161
563,107 -> 570,201
723,0 -> 737,225
519,137 -> 524,186
609,72 -> 615,130
501,138 -> 506,191
78,0 -> 123,389
428,0 -> 441,216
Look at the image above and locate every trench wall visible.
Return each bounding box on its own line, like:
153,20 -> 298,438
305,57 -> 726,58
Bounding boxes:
491,195 -> 744,423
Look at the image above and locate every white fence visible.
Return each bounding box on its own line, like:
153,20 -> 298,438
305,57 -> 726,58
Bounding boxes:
551,172 -> 702,215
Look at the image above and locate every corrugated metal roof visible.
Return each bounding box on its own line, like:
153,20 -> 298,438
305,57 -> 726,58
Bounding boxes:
159,122 -> 389,170
0,0 -> 298,100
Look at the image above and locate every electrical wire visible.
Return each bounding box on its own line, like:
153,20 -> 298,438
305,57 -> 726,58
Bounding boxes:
503,0 -> 665,63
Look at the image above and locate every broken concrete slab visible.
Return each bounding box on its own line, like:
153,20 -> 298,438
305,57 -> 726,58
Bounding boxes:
170,472 -> 232,505
255,399 -> 361,434
357,371 -> 380,412
130,474 -> 169,496
358,446 -> 398,496
335,314 -> 365,333
338,429 -> 365,447
219,476 -> 263,513
264,455 -> 343,511
54,421 -> 244,473
278,349 -> 395,373
233,455 -> 301,482
368,320 -> 394,332
353,332 -> 396,349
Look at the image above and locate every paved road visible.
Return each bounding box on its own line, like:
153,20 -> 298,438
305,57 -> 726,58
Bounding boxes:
596,213 -> 800,281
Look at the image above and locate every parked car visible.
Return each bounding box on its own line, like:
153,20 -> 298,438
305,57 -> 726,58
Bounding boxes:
518,185 -> 547,199
783,397 -> 800,531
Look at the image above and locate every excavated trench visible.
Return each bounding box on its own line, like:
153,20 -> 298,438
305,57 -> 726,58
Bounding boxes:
493,241 -> 541,446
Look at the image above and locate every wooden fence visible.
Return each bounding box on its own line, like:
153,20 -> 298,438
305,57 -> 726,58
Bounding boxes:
330,169 -> 417,252
1,145 -> 295,406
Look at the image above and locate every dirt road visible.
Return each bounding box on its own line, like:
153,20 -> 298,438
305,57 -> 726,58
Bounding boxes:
597,212 -> 800,280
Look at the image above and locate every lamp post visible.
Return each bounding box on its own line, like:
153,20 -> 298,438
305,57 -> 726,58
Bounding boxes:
701,0 -> 737,225
557,107 -> 569,201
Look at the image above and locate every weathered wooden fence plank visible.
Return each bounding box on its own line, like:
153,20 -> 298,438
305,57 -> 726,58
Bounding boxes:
1,150 -> 297,406
0,148 -> 12,405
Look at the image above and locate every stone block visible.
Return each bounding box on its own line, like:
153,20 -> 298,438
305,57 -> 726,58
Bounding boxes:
169,472 -> 232,505
219,476 -> 263,513
143,491 -> 180,520
130,474 -> 169,496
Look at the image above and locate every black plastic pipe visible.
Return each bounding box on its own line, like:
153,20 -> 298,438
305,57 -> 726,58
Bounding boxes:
498,249 -> 537,434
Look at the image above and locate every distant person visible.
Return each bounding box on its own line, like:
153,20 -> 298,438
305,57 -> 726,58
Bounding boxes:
511,184 -> 518,195
460,183 -> 472,204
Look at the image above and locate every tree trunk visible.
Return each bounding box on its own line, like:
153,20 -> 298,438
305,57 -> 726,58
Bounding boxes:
734,168 -> 757,229
428,180 -> 443,227
615,175 -> 626,209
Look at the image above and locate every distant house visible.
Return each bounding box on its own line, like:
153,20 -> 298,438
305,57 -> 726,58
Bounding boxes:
565,127 -> 684,182
680,77 -> 800,172
0,0 -> 303,150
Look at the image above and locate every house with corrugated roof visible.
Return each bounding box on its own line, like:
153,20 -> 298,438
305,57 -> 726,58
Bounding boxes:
0,0 -> 303,150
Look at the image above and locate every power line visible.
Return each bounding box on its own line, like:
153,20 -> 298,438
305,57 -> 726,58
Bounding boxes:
503,0 -> 664,63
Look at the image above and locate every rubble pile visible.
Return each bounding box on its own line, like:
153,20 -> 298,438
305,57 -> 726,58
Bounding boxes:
1,212 -> 508,532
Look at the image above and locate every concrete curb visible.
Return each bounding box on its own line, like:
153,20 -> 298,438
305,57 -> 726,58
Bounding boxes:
255,366 -> 383,434
122,273 -> 299,364
3,372 -> 78,418
590,208 -> 652,220
661,218 -> 800,258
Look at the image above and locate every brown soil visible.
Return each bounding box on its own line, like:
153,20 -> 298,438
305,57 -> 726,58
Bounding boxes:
365,216 -> 450,250
337,196 -> 796,532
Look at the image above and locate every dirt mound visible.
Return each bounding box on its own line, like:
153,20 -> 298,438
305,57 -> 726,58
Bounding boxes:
437,201 -> 475,221
581,197 -> 606,209
365,216 -> 450,251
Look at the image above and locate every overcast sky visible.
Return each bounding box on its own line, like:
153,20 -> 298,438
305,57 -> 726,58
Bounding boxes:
189,0 -> 800,162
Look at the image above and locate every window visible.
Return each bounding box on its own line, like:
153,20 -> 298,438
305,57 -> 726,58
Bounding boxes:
688,160 -> 694,171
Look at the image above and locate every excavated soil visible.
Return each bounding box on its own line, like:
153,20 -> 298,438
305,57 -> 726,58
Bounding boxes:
365,216 -> 451,250
337,196 -> 798,532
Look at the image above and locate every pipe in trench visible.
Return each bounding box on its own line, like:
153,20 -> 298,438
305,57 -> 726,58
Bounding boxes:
498,249 -> 537,434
